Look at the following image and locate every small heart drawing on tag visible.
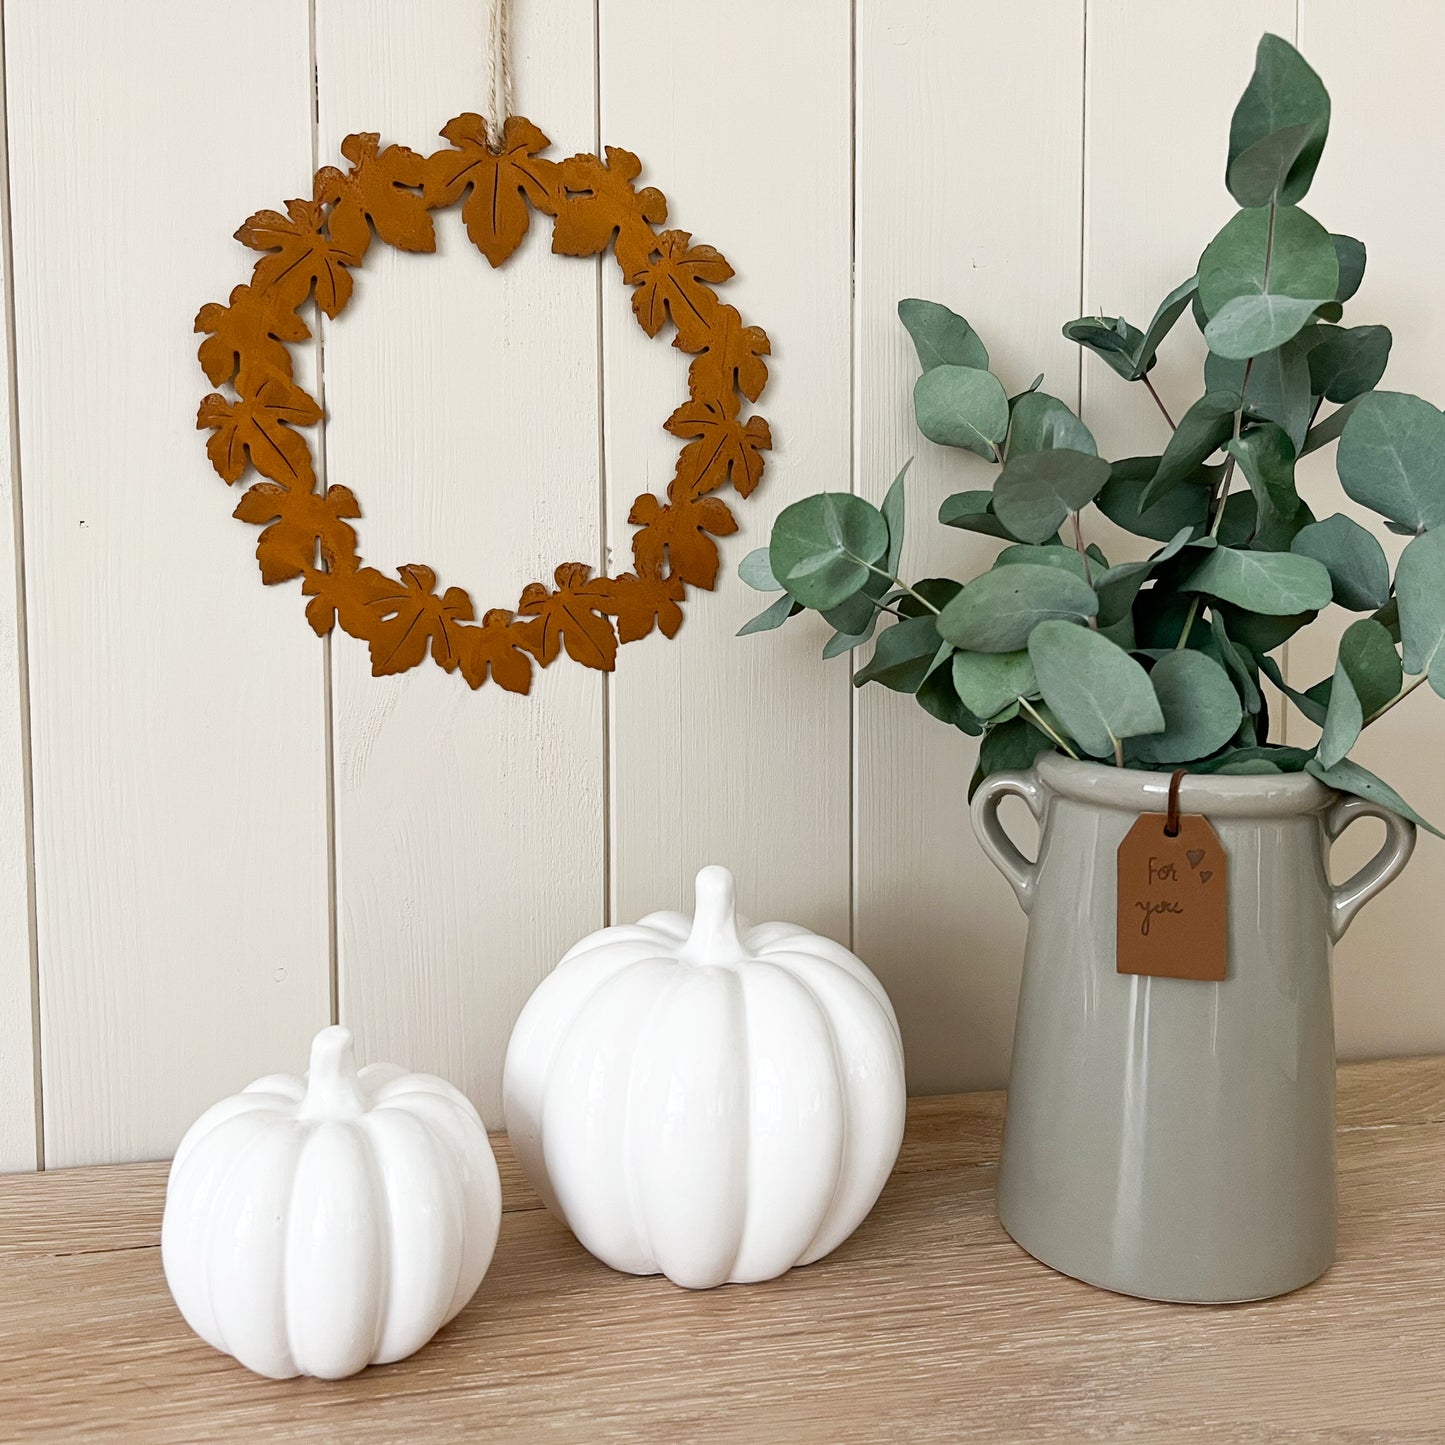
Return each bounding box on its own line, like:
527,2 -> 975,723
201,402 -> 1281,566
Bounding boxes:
1199,869 -> 1213,884
1186,848 -> 1205,868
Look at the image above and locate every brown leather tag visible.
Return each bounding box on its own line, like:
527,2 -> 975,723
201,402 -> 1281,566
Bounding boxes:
1116,812 -> 1228,981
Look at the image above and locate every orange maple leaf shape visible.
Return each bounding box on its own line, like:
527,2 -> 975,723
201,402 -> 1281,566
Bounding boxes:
315,132 -> 436,258
517,563 -> 620,671
629,230 -> 733,352
550,147 -> 667,276
665,397 -> 773,499
302,565 -> 396,640
600,572 -> 687,643
231,483 -> 362,585
627,491 -> 738,590
425,114 -> 557,268
197,379 -> 322,487
361,565 -> 475,675
195,284 -> 311,393
236,197 -> 362,318
455,609 -> 539,694
687,304 -> 771,405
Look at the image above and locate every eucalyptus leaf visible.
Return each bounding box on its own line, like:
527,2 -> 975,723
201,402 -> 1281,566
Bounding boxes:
1227,122 -> 1313,207
882,460 -> 910,577
1007,391 -> 1097,457
769,493 -> 889,610
1096,456 -> 1211,541
821,566 -> 892,637
1182,546 -> 1332,615
1132,276 -> 1199,378
1208,334 -> 1315,452
898,299 -> 989,372
1336,391 -> 1445,533
913,365 -> 1010,458
993,450 -> 1112,544
738,546 -> 780,592
1210,610 -> 1263,713
916,655 -> 980,733
1257,653 -> 1331,724
1010,373 -> 1046,403
995,544 -> 1089,581
1339,616 -> 1402,715
737,592 -> 800,636
822,627 -> 868,660
897,578 -> 963,617
1306,757 -> 1444,838
1300,396 -> 1360,456
1331,235 -> 1366,302
1141,390 -> 1241,508
1227,34 -> 1331,206
1307,325 -> 1392,404
1226,423 -> 1304,548
937,564 -> 1098,653
1289,513 -> 1390,611
1316,663 -> 1364,770
1199,206 -> 1338,359
1131,651 -> 1244,764
852,615 -> 945,694
1028,622 -> 1164,758
1093,526 -> 1197,627
951,650 -> 1038,720
1061,314 -> 1147,380
938,490 -> 1017,540
1396,526 -> 1445,697
1196,744 -> 1313,774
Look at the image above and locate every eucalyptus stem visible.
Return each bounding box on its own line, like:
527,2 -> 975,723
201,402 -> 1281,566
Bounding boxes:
1142,374 -> 1177,430
1113,737 -> 1125,769
1069,510 -> 1099,628
1020,697 -> 1080,761
861,561 -> 940,615
1362,672 -> 1429,727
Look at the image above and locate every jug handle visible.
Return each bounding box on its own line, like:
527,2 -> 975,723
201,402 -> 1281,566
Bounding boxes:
1324,795 -> 1416,942
970,771 -> 1046,914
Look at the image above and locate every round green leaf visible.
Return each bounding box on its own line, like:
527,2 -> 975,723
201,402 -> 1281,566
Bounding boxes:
853,614 -> 945,694
1007,392 -> 1097,457
1336,391 -> 1445,533
951,650 -> 1037,719
1289,514 -> 1390,611
992,450 -> 1112,544
738,546 -> 780,592
1396,527 -> 1445,697
1027,622 -> 1164,759
1199,206 -> 1338,359
1182,546 -> 1333,615
1096,456 -> 1210,541
769,493 -> 888,610
1331,234 -> 1366,302
1141,390 -> 1240,508
1131,651 -> 1244,765
1227,35 -> 1330,206
898,299 -> 989,372
936,564 -> 1098,653
912,365 -> 1009,458
938,489 -> 1016,539
1307,325 -> 1391,404
995,543 -> 1089,581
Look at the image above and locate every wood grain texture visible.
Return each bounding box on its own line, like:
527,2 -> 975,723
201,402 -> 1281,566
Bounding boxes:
1288,2 -> 1445,1064
0,11 -> 36,1174
4,0 -> 331,1167
314,1 -> 603,1127
599,0 -> 852,942
0,1058 -> 1441,1441
853,0 -> 1085,1095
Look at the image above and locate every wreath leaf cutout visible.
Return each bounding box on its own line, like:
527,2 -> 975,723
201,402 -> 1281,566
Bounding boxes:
196,114 -> 771,695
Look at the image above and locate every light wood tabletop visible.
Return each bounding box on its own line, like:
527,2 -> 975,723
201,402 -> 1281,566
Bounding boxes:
2,1056 -> 1443,1442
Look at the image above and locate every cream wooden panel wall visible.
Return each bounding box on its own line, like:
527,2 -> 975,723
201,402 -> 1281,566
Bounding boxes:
1,1 -> 1444,1170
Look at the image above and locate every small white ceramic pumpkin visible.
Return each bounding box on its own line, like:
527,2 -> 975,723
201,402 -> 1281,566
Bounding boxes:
503,865 -> 906,1289
161,1026 -> 502,1379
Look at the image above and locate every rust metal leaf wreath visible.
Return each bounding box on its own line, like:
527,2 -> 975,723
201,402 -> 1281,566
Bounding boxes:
194,114 -> 772,694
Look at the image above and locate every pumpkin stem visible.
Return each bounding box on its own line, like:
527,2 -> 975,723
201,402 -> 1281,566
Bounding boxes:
299,1025 -> 367,1120
682,865 -> 749,963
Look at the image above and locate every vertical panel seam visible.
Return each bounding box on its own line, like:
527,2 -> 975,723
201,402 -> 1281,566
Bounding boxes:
0,0 -> 43,1171
309,0 -> 340,1025
847,0 -> 859,955
594,0 -> 612,930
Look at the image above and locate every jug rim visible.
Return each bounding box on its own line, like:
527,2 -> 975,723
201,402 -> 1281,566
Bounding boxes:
1035,753 -> 1335,818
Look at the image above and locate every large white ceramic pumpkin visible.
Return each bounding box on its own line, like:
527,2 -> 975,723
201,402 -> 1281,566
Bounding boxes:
161,1026 -> 502,1379
503,865 -> 906,1289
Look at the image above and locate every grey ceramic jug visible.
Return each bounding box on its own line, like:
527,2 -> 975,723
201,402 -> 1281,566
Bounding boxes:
972,754 -> 1416,1303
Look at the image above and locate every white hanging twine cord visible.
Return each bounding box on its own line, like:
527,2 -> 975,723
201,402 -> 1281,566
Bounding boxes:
485,0 -> 514,151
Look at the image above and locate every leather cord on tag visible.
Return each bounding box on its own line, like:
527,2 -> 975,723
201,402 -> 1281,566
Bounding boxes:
1164,768 -> 1188,838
